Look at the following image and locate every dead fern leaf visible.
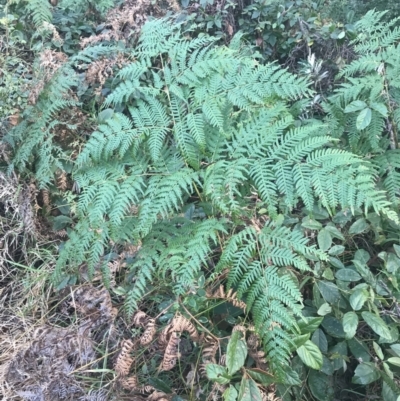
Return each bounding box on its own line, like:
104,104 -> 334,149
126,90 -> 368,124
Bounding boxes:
208,285 -> 247,310
120,375 -> 138,390
133,311 -> 148,327
140,318 -> 157,346
170,313 -> 199,342
158,324 -> 172,349
161,332 -> 180,371
56,169 -> 68,191
147,391 -> 169,401
114,339 -> 134,376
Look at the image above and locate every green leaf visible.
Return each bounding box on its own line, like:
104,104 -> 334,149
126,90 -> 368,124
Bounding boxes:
312,329 -> 328,353
356,108 -> 372,130
349,218 -> 369,234
352,362 -> 380,385
343,312 -> 358,339
373,342 -> 384,360
387,358 -> 400,367
344,100 -> 367,113
318,229 -> 332,252
292,333 -> 310,350
328,245 -> 345,256
354,249 -> 370,264
98,108 -> 114,122
52,215 -> 73,231
149,377 -> 172,394
390,344 -> 400,357
350,289 -> 369,310
297,340 -> 323,370
206,364 -> 231,384
298,317 -> 324,334
335,269 -> 362,282
325,225 -> 345,240
247,368 -> 275,386
329,257 -> 345,269
370,102 -> 388,117
362,312 -> 392,340
226,331 -> 248,375
317,303 -> 332,316
223,385 -> 238,401
348,338 -> 371,362
308,370 -> 334,401
317,281 -> 341,304
322,316 -> 346,338
238,377 -> 263,401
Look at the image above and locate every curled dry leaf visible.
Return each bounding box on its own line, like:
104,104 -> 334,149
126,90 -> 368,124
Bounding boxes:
161,332 -> 180,371
170,313 -> 199,342
140,318 -> 157,345
114,339 -> 134,376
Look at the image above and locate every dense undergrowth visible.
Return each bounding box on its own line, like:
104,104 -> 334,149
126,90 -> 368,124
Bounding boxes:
1,1 -> 400,400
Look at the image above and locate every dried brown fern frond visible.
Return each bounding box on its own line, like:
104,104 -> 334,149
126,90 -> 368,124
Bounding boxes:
55,169 -> 68,191
114,339 -> 135,376
201,335 -> 219,364
161,332 -> 180,371
158,324 -> 171,349
85,53 -> 128,96
133,310 -> 149,327
207,285 -> 247,310
147,390 -> 169,401
120,374 -> 138,390
140,318 -> 157,346
170,313 -> 199,342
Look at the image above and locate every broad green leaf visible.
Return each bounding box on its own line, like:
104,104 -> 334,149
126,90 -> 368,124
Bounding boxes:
308,370 -> 334,401
325,225 -> 345,240
282,367 -> 302,386
298,317 -> 324,334
98,108 -> 114,122
238,377 -> 263,401
356,108 -> 372,130
322,316 -> 346,338
206,364 -> 231,384
329,257 -> 345,269
382,382 -> 399,401
312,329 -> 328,353
370,102 -> 388,117
328,245 -> 345,256
335,269 -> 362,282
362,312 -> 392,340
349,218 -> 369,235
317,303 -> 332,316
292,333 -> 310,350
373,342 -> 384,360
354,249 -> 370,264
343,312 -> 358,339
393,244 -> 400,259
318,229 -> 332,252
330,341 -> 348,371
344,100 -> 367,113
247,368 -> 275,386
297,340 -> 323,370
149,377 -> 172,393
350,289 -> 369,310
317,281 -> 341,304
387,358 -> 400,367
390,344 -> 400,357
321,356 -> 334,375
223,385 -> 238,401
352,362 -> 380,385
226,331 -> 247,375
348,338 -> 371,362
302,217 -> 323,230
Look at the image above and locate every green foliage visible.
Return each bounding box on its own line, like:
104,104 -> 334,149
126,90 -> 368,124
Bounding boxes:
48,18 -> 398,381
324,10 -> 400,206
